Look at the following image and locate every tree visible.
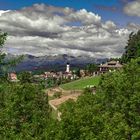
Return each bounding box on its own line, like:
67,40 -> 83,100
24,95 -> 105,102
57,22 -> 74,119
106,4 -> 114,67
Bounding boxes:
46,58 -> 140,140
0,30 -> 7,47
0,31 -> 51,139
0,30 -> 23,76
0,31 -> 7,76
121,30 -> 140,63
85,64 -> 98,75
18,71 -> 33,83
0,82 -> 50,139
75,68 -> 81,77
96,58 -> 140,139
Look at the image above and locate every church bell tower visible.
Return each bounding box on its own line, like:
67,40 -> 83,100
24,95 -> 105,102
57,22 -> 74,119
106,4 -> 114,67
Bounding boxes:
66,63 -> 70,73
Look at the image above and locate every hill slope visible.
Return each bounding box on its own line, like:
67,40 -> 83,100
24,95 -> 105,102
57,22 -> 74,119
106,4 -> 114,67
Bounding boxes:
60,76 -> 100,90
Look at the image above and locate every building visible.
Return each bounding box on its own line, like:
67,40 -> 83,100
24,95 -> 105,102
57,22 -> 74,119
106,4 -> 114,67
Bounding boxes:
66,63 -> 70,73
8,72 -> 19,82
80,70 -> 86,77
99,61 -> 123,74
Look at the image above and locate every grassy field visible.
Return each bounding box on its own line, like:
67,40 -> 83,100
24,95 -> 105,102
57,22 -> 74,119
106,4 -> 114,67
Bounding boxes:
60,76 -> 100,90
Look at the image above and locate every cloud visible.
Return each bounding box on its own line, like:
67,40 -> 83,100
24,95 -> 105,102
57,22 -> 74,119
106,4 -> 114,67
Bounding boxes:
123,0 -> 140,17
0,10 -> 10,16
102,21 -> 117,30
68,9 -> 101,25
127,22 -> 140,31
0,4 -> 138,58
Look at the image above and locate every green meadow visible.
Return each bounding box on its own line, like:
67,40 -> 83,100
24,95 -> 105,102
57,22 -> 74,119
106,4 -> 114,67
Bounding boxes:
60,76 -> 100,90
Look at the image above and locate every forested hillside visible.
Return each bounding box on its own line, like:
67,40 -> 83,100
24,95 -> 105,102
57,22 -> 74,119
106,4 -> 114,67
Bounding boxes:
46,58 -> 140,140
0,30 -> 140,139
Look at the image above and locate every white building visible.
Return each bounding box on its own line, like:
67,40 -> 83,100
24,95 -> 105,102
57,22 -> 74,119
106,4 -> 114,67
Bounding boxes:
66,63 -> 70,73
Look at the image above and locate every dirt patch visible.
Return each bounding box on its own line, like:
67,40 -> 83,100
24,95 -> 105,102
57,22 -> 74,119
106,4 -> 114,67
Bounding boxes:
48,87 -> 82,121
49,93 -> 81,108
47,87 -> 82,97
47,87 -> 82,110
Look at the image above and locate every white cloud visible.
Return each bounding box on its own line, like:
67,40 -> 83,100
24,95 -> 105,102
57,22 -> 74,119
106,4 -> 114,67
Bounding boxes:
127,22 -> 140,31
123,0 -> 140,17
0,4 -> 138,58
68,9 -> 101,25
102,21 -> 116,30
0,10 -> 10,16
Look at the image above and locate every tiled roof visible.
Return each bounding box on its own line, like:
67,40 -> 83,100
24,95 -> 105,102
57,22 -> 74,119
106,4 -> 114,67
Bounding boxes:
99,61 -> 123,68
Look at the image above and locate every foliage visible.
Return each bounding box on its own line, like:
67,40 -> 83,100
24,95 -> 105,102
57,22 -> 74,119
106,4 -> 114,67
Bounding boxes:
0,31 -> 23,76
0,31 -> 7,76
74,68 -> 81,77
121,30 -> 140,63
85,64 -> 98,75
83,87 -> 94,94
109,58 -> 121,61
6,55 -> 24,71
46,58 -> 140,140
0,82 -> 50,139
45,77 -> 56,88
18,71 -> 33,83
0,30 -> 7,47
53,92 -> 62,98
0,30 -> 51,139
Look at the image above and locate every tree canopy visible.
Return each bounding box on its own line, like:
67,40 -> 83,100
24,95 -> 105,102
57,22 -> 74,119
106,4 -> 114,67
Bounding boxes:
0,31 -> 23,76
0,30 -> 7,47
0,28 -> 140,139
0,31 -> 7,76
46,58 -> 140,140
0,31 -> 51,139
85,64 -> 98,75
121,30 -> 140,63
0,81 -> 51,139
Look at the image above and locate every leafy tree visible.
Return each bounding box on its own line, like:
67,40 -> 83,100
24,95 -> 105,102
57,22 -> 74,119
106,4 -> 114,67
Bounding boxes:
96,58 -> 140,139
0,30 -> 23,76
46,77 -> 55,88
121,30 -> 140,63
85,64 -> 98,75
0,31 -> 7,77
0,82 -> 50,139
0,31 -> 51,139
75,68 -> 81,77
53,92 -> 62,98
46,58 -> 140,140
0,30 -> 7,47
18,71 -> 33,83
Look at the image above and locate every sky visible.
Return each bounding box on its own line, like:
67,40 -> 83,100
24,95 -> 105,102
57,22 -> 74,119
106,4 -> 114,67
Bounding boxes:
0,0 -> 140,58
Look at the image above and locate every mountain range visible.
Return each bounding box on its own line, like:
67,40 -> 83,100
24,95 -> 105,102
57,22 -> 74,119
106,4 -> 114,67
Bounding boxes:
5,54 -> 107,72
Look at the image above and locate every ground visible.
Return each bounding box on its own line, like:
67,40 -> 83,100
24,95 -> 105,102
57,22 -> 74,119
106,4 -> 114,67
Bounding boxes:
48,90 -> 81,120
47,76 -> 100,120
60,76 -> 100,90
49,93 -> 81,108
46,87 -> 82,109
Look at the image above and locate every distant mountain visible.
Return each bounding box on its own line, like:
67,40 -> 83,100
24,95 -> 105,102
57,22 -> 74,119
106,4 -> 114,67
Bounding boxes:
5,54 -> 107,72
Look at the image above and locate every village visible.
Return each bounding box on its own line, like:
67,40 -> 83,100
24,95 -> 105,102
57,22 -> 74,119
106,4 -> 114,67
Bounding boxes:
8,60 -> 123,83
0,1 -> 139,138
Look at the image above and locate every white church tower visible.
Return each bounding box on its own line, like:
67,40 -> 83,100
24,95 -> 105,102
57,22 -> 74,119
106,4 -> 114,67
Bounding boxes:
66,63 -> 70,73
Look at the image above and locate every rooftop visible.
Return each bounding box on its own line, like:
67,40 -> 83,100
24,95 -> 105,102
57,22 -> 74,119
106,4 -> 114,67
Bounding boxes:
99,61 -> 123,68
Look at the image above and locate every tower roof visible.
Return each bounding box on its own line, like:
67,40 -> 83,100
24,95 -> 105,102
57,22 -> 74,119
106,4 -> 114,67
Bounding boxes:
67,62 -> 70,65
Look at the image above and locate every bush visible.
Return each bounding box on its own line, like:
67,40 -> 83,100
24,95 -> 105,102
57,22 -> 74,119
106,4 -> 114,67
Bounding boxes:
53,92 -> 62,98
0,82 -> 50,139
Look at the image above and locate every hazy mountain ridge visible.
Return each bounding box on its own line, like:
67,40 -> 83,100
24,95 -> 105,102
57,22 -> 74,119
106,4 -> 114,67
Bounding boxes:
5,54 -> 107,72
